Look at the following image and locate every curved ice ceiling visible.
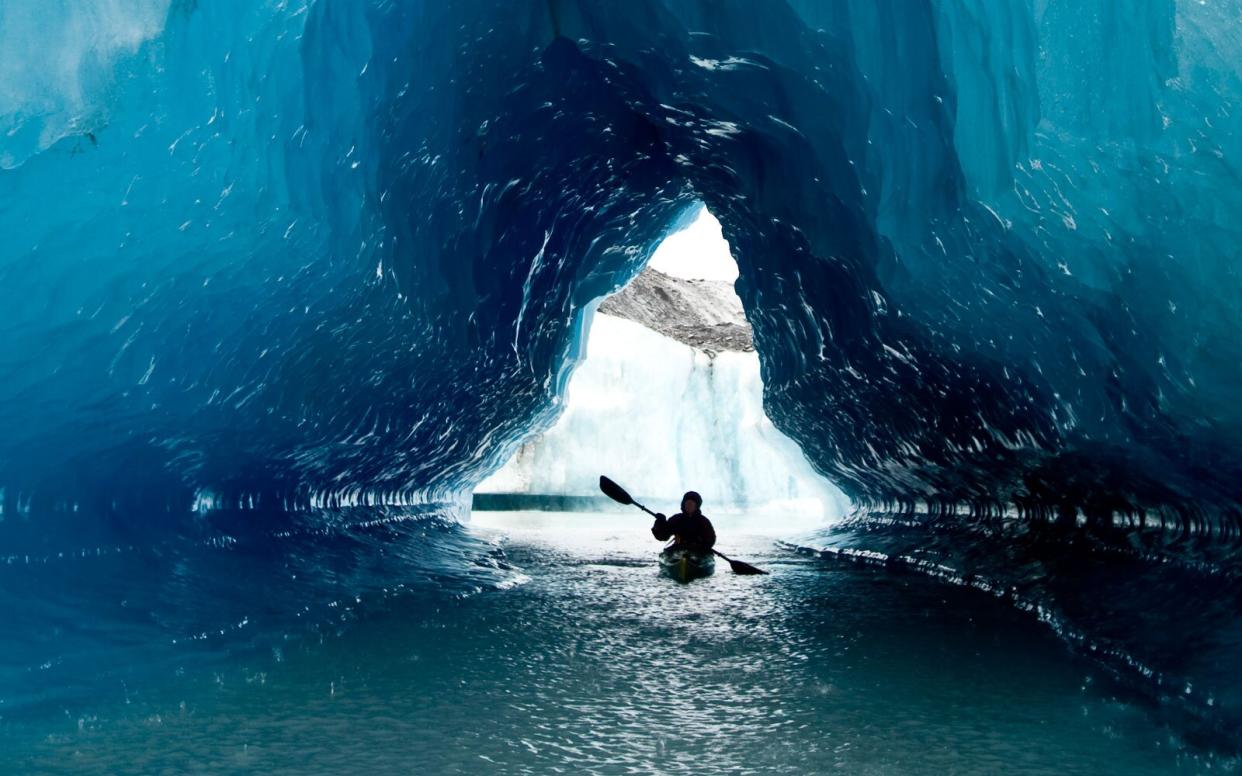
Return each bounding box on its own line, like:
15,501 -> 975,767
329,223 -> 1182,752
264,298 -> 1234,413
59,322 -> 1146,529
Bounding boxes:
0,0 -> 1239,525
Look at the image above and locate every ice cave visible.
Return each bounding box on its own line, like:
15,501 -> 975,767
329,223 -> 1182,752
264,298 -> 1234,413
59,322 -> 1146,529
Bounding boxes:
1,0 -> 1238,526
1,0 -> 1241,769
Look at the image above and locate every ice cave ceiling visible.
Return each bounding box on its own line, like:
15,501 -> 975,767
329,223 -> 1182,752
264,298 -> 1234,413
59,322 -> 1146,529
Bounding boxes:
0,0 -> 1239,525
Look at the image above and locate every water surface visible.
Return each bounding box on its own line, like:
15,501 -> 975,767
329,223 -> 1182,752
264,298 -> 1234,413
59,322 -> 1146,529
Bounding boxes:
0,509 -> 1223,773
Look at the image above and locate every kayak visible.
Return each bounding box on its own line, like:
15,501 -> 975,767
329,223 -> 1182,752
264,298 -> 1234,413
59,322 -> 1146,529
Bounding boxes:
659,547 -> 716,583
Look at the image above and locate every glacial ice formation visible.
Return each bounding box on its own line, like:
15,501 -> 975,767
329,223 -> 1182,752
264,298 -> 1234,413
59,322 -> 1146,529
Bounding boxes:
476,206 -> 846,519
475,313 -> 849,519
0,0 -> 1239,529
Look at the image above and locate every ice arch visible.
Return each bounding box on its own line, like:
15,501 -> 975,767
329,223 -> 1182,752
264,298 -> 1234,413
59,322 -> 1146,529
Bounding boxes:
0,1 -> 1238,533
475,207 -> 850,521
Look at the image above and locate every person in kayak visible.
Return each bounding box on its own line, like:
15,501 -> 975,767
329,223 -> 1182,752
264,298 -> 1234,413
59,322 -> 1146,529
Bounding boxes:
652,491 -> 716,551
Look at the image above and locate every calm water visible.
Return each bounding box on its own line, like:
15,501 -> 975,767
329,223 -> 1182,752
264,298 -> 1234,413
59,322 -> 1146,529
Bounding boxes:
0,509 -> 1226,773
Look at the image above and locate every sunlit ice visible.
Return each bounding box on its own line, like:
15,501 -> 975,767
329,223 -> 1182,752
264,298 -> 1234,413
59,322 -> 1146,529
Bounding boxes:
475,204 -> 851,533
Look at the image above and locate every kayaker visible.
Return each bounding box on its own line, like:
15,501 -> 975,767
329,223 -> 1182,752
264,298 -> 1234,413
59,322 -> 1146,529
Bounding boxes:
652,491 -> 716,551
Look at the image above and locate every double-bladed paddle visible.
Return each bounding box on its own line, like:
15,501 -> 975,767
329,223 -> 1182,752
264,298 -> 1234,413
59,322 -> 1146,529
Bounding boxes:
599,475 -> 768,575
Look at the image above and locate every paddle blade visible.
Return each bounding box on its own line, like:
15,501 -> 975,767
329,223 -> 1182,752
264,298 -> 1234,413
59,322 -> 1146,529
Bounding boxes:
727,558 -> 768,575
598,475 -> 634,505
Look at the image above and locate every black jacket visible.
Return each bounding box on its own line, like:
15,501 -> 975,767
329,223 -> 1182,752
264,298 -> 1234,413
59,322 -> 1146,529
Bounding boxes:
652,511 -> 716,550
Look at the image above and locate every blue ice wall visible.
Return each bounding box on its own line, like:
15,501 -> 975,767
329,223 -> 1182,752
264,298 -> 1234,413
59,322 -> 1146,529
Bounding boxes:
0,1 -> 1239,525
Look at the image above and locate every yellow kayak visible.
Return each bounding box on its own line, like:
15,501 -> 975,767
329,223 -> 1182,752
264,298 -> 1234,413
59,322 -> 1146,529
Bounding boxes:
659,547 -> 716,582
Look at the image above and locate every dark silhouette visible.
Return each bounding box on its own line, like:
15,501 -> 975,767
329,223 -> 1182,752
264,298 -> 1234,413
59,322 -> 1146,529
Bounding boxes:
651,490 -> 716,551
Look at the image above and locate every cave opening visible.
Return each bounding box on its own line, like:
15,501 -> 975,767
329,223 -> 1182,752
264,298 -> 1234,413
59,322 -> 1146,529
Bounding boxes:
472,203 -> 849,527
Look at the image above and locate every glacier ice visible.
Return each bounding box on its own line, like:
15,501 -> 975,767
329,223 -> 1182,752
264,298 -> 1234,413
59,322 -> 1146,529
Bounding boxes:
478,206 -> 847,521
477,313 -> 849,520
0,0 -> 1238,532
2,0 -> 1242,746
474,309 -> 844,514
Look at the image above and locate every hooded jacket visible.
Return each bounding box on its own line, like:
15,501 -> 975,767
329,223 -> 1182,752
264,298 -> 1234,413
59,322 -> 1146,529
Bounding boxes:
651,511 -> 716,550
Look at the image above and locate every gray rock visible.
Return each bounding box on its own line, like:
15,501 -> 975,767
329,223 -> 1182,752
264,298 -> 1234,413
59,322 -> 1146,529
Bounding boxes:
598,267 -> 753,353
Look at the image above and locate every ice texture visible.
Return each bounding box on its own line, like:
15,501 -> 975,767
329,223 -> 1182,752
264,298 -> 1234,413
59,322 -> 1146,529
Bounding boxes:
477,313 -> 849,520
0,1 -> 1239,527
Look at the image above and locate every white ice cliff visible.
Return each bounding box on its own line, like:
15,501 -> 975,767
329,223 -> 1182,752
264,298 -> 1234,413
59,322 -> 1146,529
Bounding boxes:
477,211 -> 849,521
